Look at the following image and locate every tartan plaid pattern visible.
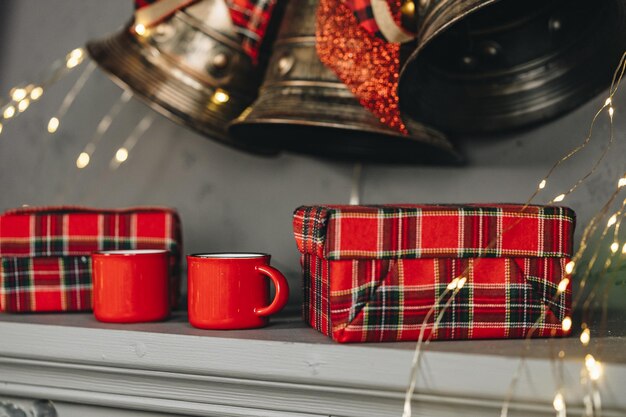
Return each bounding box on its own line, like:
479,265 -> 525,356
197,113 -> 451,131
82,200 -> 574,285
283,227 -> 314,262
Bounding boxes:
0,206 -> 182,312
1,256 -> 92,313
135,0 -> 276,62
294,204 -> 575,260
224,0 -> 278,63
302,255 -> 572,343
294,204 -> 575,343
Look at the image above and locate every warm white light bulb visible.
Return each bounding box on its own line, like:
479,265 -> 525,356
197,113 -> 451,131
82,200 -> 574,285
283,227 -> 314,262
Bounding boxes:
557,278 -> 569,293
11,88 -> 27,102
608,214 -> 617,227
605,97 -> 612,106
69,48 -> 83,60
47,117 -> 59,133
17,99 -> 30,112
66,57 -> 80,69
115,147 -> 129,163
565,261 -> 575,275
561,316 -> 572,332
589,361 -> 603,381
538,179 -> 547,189
30,86 -> 43,101
0,122 -> 3,135
580,328 -> 591,346
65,48 -> 84,69
76,152 -> 90,169
611,242 -> 620,253
3,105 -> 16,119
446,278 -> 459,291
609,107 -> 615,118
553,194 -> 566,203
134,23 -> 147,36
212,88 -> 230,104
553,392 -> 565,412
457,277 -> 467,289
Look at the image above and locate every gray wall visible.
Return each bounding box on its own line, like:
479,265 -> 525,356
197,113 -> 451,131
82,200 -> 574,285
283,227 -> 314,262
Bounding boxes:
0,0 -> 623,309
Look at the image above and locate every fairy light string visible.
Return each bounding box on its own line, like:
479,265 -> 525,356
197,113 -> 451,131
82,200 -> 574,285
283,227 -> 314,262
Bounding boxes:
47,61 -> 96,134
0,49 -> 85,203
405,51 -> 626,417
499,56 -> 626,416
74,90 -> 133,169
402,276 -> 467,417
0,47 -> 87,135
109,113 -> 155,170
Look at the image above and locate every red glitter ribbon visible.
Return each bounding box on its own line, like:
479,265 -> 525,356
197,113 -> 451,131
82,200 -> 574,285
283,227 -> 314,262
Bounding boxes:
316,0 -> 408,133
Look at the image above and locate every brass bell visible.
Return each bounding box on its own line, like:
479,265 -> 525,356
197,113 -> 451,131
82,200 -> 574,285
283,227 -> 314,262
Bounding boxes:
86,0 -> 278,155
229,0 -> 460,164
399,0 -> 626,134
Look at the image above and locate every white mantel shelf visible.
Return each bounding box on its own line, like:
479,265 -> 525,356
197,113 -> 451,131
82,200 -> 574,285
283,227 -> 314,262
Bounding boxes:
0,312 -> 625,417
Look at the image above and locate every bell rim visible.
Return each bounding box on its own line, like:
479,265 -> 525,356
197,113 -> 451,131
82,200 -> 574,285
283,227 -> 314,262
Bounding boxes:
229,116 -> 463,165
399,0 -> 626,134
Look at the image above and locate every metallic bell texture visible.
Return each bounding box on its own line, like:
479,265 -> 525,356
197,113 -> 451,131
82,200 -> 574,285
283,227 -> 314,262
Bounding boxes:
399,0 -> 626,134
86,0 -> 277,155
229,0 -> 460,164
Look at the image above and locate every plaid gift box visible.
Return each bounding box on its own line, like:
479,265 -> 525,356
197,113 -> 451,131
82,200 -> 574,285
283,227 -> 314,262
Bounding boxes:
293,204 -> 576,343
0,206 -> 182,313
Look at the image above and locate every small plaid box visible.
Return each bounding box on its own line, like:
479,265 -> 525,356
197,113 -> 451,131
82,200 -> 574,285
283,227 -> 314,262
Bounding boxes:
293,204 -> 576,343
0,206 -> 182,313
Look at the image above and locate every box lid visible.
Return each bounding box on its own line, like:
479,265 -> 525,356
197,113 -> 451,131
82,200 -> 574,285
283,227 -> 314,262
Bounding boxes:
0,206 -> 181,258
293,204 -> 575,260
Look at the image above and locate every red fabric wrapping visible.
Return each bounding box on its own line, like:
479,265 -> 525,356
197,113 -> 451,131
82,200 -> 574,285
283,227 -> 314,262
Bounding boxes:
343,0 -> 411,41
0,206 -> 182,313
135,0 -> 277,63
225,0 -> 278,63
294,204 -> 576,343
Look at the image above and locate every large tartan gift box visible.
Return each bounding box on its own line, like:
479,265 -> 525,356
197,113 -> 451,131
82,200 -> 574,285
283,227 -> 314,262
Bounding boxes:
293,204 -> 575,343
0,206 -> 182,313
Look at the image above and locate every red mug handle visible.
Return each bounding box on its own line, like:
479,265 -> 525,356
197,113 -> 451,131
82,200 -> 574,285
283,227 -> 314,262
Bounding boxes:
254,265 -> 290,317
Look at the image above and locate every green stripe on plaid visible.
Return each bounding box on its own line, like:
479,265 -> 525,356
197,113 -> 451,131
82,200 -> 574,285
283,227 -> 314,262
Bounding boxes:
61,256 -> 91,288
2,257 -> 32,291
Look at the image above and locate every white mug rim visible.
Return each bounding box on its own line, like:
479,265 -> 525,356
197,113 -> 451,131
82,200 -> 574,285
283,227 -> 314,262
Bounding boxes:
94,249 -> 168,256
189,252 -> 269,259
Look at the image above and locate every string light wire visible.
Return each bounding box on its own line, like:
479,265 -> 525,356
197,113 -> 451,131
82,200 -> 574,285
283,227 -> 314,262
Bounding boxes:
404,51 -> 626,417
109,113 -> 155,170
47,61 -> 96,134
74,90 -> 133,169
0,47 -> 88,133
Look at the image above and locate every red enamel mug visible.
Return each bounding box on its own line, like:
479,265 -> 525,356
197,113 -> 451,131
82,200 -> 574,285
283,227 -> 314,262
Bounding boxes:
187,253 -> 290,330
92,249 -> 170,323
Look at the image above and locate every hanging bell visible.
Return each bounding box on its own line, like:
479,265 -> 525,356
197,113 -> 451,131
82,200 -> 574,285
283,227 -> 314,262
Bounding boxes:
399,0 -> 626,134
86,0 -> 278,155
229,0 -> 460,164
